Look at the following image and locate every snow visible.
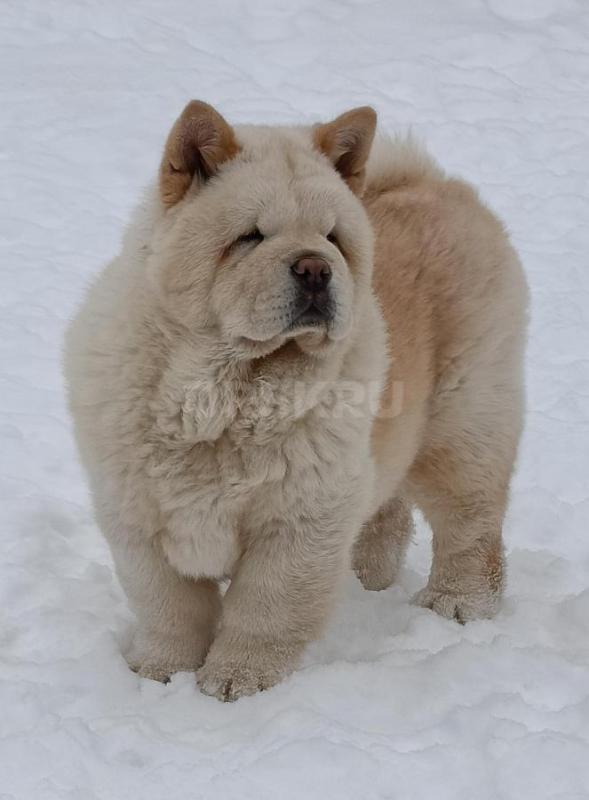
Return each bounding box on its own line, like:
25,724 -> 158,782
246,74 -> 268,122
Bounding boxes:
1,0 -> 589,797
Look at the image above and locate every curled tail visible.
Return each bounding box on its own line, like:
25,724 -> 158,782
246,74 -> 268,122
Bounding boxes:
366,134 -> 445,194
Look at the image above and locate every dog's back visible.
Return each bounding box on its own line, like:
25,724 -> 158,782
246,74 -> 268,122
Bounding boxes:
352,137 -> 528,620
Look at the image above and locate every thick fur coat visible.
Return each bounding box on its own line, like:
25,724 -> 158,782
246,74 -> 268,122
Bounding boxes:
65,102 -> 527,700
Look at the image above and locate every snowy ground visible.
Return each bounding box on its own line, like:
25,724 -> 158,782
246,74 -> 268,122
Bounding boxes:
2,1 -> 589,798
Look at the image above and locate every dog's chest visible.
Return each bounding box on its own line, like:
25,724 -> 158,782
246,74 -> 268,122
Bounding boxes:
151,378 -> 323,579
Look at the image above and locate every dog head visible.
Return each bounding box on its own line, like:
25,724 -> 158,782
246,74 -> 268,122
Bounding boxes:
152,100 -> 377,358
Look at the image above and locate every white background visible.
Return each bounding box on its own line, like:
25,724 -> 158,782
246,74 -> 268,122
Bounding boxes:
1,1 -> 588,798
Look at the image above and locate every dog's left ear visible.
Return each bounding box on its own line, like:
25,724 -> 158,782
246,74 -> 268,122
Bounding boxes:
313,106 -> 377,195
159,100 -> 240,207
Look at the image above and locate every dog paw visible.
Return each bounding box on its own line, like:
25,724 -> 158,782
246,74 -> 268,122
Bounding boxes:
352,500 -> 412,592
125,630 -> 210,683
352,537 -> 403,591
412,585 -> 499,623
353,557 -> 397,591
130,663 -> 174,683
197,661 -> 278,702
197,637 -> 296,702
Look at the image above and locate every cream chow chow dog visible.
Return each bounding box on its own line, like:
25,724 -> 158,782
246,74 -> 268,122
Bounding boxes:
65,101 -> 527,701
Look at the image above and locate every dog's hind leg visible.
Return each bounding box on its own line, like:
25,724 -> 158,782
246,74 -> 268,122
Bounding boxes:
352,496 -> 414,591
408,439 -> 514,623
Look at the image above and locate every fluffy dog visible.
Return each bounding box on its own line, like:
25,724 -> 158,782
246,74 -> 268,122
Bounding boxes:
64,101 -> 527,700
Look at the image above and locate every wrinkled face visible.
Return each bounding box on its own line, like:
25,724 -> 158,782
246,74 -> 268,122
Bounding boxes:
152,103 -> 376,358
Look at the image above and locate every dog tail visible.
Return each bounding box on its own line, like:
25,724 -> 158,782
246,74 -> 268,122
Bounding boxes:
366,133 -> 444,194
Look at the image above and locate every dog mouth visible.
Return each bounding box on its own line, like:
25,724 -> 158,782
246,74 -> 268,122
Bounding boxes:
285,293 -> 334,333
230,291 -> 337,357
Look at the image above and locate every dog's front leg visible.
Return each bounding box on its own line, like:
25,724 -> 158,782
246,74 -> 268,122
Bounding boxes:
197,513 -> 354,701
109,534 -> 222,682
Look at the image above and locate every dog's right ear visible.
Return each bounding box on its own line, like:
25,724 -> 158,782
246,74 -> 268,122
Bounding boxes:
159,100 -> 240,208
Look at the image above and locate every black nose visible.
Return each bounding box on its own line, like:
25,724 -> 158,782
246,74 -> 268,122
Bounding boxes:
291,256 -> 332,292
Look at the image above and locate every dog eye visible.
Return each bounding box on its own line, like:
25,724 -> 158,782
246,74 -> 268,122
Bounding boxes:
235,228 -> 264,247
326,230 -> 340,249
